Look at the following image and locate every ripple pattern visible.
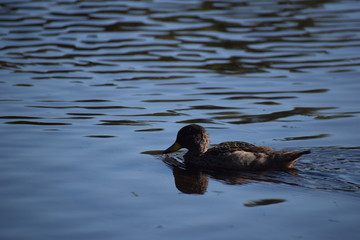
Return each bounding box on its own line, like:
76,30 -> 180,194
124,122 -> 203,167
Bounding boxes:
0,0 -> 359,145
1,1 -> 360,238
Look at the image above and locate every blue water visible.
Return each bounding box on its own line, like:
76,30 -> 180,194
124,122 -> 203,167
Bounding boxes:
0,0 -> 359,239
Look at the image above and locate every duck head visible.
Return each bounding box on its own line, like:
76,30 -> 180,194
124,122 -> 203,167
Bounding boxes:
163,124 -> 210,156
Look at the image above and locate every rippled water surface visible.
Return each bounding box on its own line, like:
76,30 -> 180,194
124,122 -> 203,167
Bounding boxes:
1,0 -> 360,239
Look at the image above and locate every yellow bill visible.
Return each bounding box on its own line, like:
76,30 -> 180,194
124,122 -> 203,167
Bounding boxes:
163,142 -> 182,154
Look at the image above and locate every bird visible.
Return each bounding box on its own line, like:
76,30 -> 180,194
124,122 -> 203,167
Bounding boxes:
163,124 -> 310,171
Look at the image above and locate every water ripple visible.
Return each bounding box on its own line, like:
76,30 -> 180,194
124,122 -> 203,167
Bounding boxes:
0,0 -> 359,187
1,1 -> 360,238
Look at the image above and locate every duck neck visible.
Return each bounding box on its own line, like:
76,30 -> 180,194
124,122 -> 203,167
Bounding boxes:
184,145 -> 208,159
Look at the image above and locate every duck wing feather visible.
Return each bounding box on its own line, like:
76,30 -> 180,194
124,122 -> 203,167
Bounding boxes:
208,141 -> 274,155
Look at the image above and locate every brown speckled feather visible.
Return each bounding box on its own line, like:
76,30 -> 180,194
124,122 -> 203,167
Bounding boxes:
207,141 -> 274,154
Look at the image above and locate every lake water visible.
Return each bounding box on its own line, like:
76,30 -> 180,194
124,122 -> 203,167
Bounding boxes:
0,0 -> 359,239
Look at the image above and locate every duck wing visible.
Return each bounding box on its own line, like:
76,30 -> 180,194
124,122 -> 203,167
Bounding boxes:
210,141 -> 274,154
202,142 -> 310,170
191,141 -> 273,171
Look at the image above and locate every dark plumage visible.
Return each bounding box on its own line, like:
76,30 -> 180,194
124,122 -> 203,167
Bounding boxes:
163,124 -> 310,171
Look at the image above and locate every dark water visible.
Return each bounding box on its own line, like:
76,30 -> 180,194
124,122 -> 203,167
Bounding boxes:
1,0 -> 360,239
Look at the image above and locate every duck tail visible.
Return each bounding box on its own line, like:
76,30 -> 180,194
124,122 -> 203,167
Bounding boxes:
277,150 -> 311,168
291,150 -> 311,158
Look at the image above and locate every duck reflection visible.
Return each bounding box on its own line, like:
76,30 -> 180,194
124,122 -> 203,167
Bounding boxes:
173,165 -> 209,195
163,156 -> 208,194
163,156 -> 299,195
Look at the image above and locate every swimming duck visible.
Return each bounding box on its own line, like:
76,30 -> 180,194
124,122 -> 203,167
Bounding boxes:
163,124 -> 310,171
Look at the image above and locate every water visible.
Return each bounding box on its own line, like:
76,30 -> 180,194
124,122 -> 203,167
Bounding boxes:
0,0 -> 360,239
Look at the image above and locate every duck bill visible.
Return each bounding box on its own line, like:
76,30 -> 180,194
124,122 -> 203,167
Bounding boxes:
163,142 -> 182,154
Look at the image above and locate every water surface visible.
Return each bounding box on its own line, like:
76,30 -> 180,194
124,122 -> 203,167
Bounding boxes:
0,0 -> 359,239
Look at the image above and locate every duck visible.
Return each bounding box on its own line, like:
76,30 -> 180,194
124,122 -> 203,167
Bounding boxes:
163,124 -> 310,171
